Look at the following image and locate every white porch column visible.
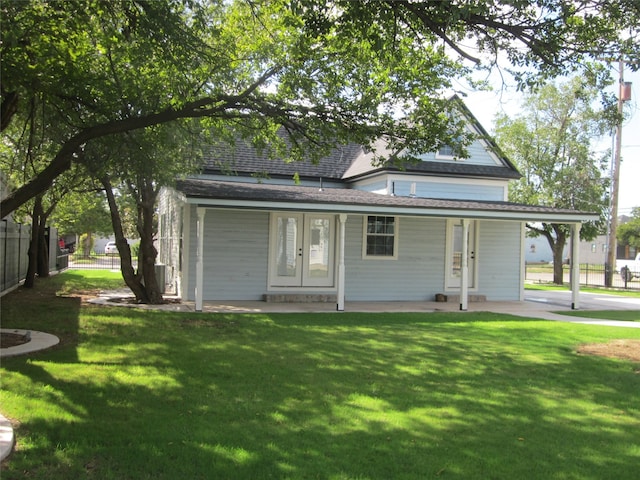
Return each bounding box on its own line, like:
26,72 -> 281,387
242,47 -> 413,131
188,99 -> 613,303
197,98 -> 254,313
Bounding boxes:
571,222 -> 581,310
195,207 -> 206,312
337,214 -> 347,311
519,221 -> 526,301
460,219 -> 470,311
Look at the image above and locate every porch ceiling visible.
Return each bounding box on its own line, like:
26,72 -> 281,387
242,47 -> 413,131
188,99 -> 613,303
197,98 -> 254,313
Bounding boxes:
176,178 -> 599,223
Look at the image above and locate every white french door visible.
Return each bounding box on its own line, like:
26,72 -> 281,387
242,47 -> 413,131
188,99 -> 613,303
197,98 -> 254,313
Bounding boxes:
269,213 -> 335,287
445,219 -> 478,289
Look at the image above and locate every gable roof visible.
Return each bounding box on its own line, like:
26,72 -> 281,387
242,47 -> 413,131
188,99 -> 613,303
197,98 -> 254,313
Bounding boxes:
201,97 -> 520,182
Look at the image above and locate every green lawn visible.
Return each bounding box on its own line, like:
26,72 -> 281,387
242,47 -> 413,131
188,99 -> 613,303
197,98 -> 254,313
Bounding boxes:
1,272 -> 639,479
554,310 -> 640,322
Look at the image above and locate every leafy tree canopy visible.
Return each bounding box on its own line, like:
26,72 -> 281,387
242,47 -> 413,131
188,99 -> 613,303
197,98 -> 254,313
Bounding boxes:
495,72 -> 613,231
2,0 -> 639,216
50,189 -> 113,238
493,73 -> 614,282
618,207 -> 640,250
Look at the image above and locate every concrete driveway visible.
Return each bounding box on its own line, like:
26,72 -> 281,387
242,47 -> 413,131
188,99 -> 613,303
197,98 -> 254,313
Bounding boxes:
524,289 -> 640,311
520,289 -> 640,327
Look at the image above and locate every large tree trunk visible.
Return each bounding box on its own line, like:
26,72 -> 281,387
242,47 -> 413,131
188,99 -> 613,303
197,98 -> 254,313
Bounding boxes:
102,177 -> 149,302
138,182 -> 163,304
24,196 -> 44,288
36,214 -> 50,278
551,241 -> 565,285
101,177 -> 163,304
541,225 -> 568,285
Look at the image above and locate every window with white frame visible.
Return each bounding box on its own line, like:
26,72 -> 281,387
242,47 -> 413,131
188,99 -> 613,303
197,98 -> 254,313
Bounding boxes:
363,216 -> 397,258
437,144 -> 456,158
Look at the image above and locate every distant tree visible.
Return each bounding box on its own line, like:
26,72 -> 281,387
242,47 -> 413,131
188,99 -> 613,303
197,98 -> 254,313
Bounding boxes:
617,208 -> 640,252
51,189 -> 114,254
494,72 -> 614,284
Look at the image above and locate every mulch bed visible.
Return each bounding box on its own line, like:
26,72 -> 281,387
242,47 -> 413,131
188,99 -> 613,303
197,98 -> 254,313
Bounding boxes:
0,332 -> 30,349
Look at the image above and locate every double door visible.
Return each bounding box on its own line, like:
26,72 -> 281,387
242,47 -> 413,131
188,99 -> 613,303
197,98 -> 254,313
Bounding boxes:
269,213 -> 335,287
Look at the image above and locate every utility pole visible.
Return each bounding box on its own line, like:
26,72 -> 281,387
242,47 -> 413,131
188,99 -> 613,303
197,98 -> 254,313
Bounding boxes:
605,60 -> 632,287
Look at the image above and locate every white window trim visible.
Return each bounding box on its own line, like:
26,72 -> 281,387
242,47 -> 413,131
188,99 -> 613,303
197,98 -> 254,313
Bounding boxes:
362,215 -> 399,260
435,147 -> 458,161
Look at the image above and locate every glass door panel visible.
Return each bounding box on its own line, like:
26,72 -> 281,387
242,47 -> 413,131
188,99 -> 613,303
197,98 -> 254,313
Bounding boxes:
271,214 -> 302,286
303,216 -> 334,286
446,220 -> 476,289
270,213 -> 335,288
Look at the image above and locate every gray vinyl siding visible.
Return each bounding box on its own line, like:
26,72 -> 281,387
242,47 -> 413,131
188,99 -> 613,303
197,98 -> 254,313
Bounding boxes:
182,208 -> 523,302
417,138 -> 497,166
344,216 -> 447,301
356,180 -> 388,193
476,220 -> 522,300
185,208 -> 269,300
387,180 -> 504,201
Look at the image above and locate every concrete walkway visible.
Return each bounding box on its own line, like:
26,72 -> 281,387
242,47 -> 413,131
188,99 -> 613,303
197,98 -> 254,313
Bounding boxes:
88,289 -> 640,327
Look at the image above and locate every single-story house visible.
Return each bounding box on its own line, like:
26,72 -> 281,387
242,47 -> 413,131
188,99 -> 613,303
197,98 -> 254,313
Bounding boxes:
157,99 -> 598,311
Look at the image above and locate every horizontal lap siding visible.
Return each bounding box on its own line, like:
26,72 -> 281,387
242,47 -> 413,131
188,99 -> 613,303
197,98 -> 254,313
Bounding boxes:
344,216 -> 446,301
186,208 -> 269,300
183,210 -> 523,302
417,139 -> 498,166
477,220 -> 522,300
206,209 -> 269,300
390,180 -> 504,201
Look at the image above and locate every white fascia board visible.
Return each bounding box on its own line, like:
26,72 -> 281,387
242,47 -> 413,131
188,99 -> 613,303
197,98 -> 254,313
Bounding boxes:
185,197 -> 600,224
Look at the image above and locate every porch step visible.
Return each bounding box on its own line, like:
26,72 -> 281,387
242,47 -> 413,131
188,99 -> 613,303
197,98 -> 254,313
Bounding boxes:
263,294 -> 337,303
436,294 -> 487,303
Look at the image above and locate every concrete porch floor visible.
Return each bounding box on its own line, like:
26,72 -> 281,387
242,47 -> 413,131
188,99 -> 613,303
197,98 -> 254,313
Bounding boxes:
96,289 -> 639,327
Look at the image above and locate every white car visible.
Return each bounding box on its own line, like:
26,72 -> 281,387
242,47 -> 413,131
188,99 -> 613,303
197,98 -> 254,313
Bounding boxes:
104,241 -> 118,255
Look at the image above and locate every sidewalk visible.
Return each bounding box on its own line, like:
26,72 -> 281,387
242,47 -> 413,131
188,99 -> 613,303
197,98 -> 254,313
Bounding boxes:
88,289 -> 640,327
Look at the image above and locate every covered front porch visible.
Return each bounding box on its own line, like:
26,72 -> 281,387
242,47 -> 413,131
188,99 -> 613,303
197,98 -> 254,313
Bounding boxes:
176,179 -> 599,313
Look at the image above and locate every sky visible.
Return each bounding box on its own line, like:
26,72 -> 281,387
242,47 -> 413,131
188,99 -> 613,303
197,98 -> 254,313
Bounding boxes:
462,66 -> 640,217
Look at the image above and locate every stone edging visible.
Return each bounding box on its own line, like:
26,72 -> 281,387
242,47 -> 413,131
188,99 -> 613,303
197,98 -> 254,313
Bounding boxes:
0,329 -> 60,358
0,414 -> 14,462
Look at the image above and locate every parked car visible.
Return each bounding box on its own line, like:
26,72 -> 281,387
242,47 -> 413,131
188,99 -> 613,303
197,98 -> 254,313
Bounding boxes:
104,241 -> 118,255
618,253 -> 640,282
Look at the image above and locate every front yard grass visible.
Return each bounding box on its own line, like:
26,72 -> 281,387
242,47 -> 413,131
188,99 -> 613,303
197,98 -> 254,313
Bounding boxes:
1,272 -> 639,479
553,310 -> 640,322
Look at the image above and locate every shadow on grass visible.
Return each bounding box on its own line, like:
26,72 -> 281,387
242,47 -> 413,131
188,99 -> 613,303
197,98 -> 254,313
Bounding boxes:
2,304 -> 639,479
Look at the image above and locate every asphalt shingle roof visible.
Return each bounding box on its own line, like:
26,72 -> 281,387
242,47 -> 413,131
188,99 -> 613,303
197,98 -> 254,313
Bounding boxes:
201,136 -> 521,181
176,178 -> 594,219
202,141 -> 363,180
